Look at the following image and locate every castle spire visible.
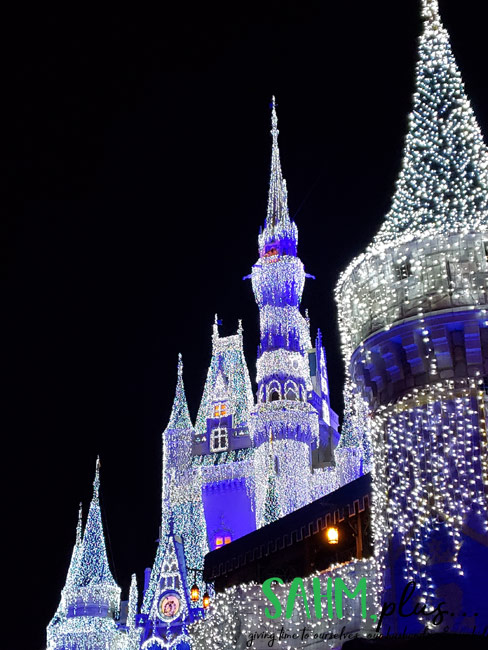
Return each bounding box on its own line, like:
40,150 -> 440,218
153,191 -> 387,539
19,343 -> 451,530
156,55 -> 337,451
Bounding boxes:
166,353 -> 193,431
127,573 -> 138,632
373,0 -> 488,248
259,97 -> 298,255
47,464 -> 122,649
75,457 -> 119,593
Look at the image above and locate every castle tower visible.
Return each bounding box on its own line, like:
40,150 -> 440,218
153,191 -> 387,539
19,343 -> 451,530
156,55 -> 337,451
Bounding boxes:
47,459 -> 126,650
145,354 -> 208,619
336,0 -> 488,631
193,318 -> 256,547
250,98 -> 337,527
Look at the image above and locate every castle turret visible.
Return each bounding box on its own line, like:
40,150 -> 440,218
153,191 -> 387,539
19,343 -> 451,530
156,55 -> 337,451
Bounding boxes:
47,459 -> 125,650
250,98 -> 335,526
162,353 -> 194,535
157,355 -> 207,607
336,0 -> 488,632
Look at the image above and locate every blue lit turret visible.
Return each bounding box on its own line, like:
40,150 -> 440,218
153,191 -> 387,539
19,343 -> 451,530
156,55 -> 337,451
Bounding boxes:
250,98 -> 337,527
336,0 -> 488,632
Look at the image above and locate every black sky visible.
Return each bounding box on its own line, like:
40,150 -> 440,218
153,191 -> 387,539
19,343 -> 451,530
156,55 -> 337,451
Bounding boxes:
5,2 -> 488,648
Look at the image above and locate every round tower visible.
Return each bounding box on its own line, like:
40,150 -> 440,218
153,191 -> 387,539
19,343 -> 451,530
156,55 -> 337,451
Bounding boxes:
251,98 -> 320,527
336,0 -> 488,631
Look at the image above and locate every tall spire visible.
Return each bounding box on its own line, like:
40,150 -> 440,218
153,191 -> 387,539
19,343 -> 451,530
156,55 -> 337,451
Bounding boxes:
373,0 -> 488,248
127,573 -> 138,633
166,353 -> 193,430
259,97 -> 298,254
75,458 -> 119,594
47,465 -> 122,649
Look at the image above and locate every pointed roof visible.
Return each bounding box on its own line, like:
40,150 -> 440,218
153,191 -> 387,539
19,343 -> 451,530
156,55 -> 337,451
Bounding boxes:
127,573 -> 138,632
373,0 -> 488,248
195,320 -> 254,436
142,517 -> 198,622
75,458 -> 119,591
166,353 -> 193,431
258,97 -> 298,253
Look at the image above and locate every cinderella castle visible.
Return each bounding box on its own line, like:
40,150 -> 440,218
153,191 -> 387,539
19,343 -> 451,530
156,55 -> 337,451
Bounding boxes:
47,1 -> 488,648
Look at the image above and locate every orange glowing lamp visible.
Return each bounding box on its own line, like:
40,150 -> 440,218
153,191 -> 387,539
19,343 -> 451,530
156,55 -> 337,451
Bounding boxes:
203,591 -> 210,609
326,526 -> 339,545
190,584 -> 200,602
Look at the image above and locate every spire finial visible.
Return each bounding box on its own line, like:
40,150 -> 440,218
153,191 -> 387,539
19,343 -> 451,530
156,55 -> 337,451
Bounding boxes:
166,352 -> 193,430
238,319 -> 243,335
271,95 -> 278,142
421,0 -> 440,24
93,456 -> 100,499
213,314 -> 220,339
259,97 -> 298,254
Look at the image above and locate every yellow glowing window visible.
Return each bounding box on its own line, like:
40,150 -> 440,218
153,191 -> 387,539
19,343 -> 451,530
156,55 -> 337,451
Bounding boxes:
215,537 -> 223,548
224,536 -> 231,545
213,403 -> 227,417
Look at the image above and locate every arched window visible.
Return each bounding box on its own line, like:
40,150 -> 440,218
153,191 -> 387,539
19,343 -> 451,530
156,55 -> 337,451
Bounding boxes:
285,381 -> 299,401
268,381 -> 281,402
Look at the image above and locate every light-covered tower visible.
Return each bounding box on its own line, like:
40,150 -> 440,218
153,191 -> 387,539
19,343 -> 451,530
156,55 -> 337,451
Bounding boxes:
47,460 -> 126,650
336,0 -> 488,632
192,318 -> 256,547
250,98 -> 328,527
146,354 -> 207,618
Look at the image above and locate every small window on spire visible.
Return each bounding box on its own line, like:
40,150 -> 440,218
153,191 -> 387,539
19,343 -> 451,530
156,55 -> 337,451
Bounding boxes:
213,403 -> 227,418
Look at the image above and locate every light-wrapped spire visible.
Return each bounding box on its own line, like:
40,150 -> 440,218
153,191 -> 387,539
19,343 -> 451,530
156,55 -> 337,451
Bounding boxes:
373,0 -> 488,248
72,457 -> 120,613
47,462 -> 123,650
166,353 -> 193,431
127,573 -> 138,632
258,96 -> 298,255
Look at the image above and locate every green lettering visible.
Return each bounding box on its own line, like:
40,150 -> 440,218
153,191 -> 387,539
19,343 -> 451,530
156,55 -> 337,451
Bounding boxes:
285,578 -> 311,619
262,577 -> 284,619
334,577 -> 367,619
312,576 -> 333,619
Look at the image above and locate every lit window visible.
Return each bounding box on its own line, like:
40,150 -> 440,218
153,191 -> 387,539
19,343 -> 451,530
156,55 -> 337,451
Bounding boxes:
215,535 -> 232,549
210,427 -> 228,452
213,403 -> 227,418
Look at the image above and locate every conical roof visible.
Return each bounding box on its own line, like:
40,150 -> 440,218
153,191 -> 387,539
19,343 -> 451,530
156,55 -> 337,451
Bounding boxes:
373,0 -> 488,248
258,97 -> 298,252
166,353 -> 193,431
75,458 -> 118,590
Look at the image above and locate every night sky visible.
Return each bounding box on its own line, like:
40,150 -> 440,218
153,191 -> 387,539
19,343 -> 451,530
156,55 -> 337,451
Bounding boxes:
5,2 -> 488,648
